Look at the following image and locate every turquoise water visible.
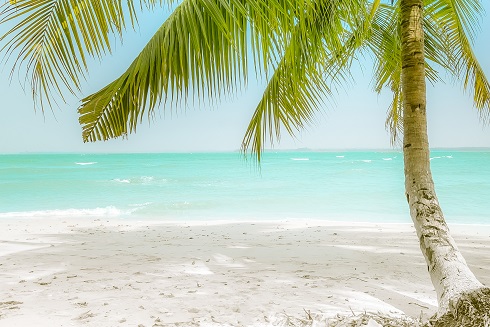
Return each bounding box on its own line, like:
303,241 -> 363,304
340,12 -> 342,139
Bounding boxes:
0,151 -> 489,224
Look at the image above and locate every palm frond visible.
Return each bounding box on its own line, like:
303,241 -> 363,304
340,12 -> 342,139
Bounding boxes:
241,0 -> 379,159
385,79 -> 403,145
426,0 -> 490,122
241,53 -> 332,160
78,0 -> 299,142
367,3 -> 403,143
368,1 -> 453,143
0,0 -> 164,108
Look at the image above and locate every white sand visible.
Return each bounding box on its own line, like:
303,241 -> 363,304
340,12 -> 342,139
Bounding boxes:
1,218 -> 489,326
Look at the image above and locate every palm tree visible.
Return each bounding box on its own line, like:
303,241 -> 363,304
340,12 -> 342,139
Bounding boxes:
397,1 -> 490,325
1,0 -> 489,324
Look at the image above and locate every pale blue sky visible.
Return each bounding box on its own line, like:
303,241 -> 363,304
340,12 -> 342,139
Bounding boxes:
1,3 -> 489,153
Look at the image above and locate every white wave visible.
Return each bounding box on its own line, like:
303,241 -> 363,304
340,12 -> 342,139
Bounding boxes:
112,176 -> 157,184
336,156 -> 344,158
430,156 -> 453,160
113,178 -> 130,183
0,206 -> 126,218
382,158 -> 393,161
361,160 -> 372,163
75,162 -> 97,165
291,158 -> 309,161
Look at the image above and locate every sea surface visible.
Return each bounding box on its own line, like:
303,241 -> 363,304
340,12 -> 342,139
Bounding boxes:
1,150 -> 489,224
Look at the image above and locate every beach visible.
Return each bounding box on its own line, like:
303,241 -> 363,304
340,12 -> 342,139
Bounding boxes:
1,218 -> 489,326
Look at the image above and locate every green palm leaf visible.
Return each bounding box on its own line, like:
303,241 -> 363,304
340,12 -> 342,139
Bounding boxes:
0,0 -> 163,108
78,0 -> 300,142
368,3 -> 403,143
2,0 -> 488,147
426,0 -> 490,121
242,0 -> 380,159
369,2 -> 440,143
367,0 -> 489,142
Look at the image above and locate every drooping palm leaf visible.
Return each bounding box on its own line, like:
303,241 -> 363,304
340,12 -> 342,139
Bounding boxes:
242,0 -> 380,159
0,0 -> 164,108
367,2 -> 403,143
369,1 -> 442,143
367,0 -> 489,143
2,0 -> 488,149
78,0 -> 301,142
426,0 -> 490,121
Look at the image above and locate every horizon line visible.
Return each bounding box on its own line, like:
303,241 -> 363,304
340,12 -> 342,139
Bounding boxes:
2,146 -> 490,155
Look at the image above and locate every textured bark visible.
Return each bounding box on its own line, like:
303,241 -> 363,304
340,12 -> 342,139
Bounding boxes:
399,0 -> 483,316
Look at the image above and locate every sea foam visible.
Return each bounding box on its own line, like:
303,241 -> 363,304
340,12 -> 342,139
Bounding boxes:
112,176 -> 158,184
75,162 -> 97,165
0,206 -> 125,219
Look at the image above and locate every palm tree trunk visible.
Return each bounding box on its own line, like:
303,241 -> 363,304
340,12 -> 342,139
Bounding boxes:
399,0 -> 485,319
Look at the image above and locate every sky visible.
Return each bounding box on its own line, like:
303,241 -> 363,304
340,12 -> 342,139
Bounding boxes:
1,3 -> 490,154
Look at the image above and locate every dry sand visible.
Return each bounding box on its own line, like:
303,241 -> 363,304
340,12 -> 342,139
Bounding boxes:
1,218 -> 489,326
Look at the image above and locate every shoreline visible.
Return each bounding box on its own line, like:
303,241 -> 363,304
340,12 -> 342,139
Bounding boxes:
3,216 -> 490,230
1,217 -> 489,326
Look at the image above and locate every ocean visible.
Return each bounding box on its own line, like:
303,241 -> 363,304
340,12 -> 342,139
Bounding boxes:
1,150 -> 489,224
